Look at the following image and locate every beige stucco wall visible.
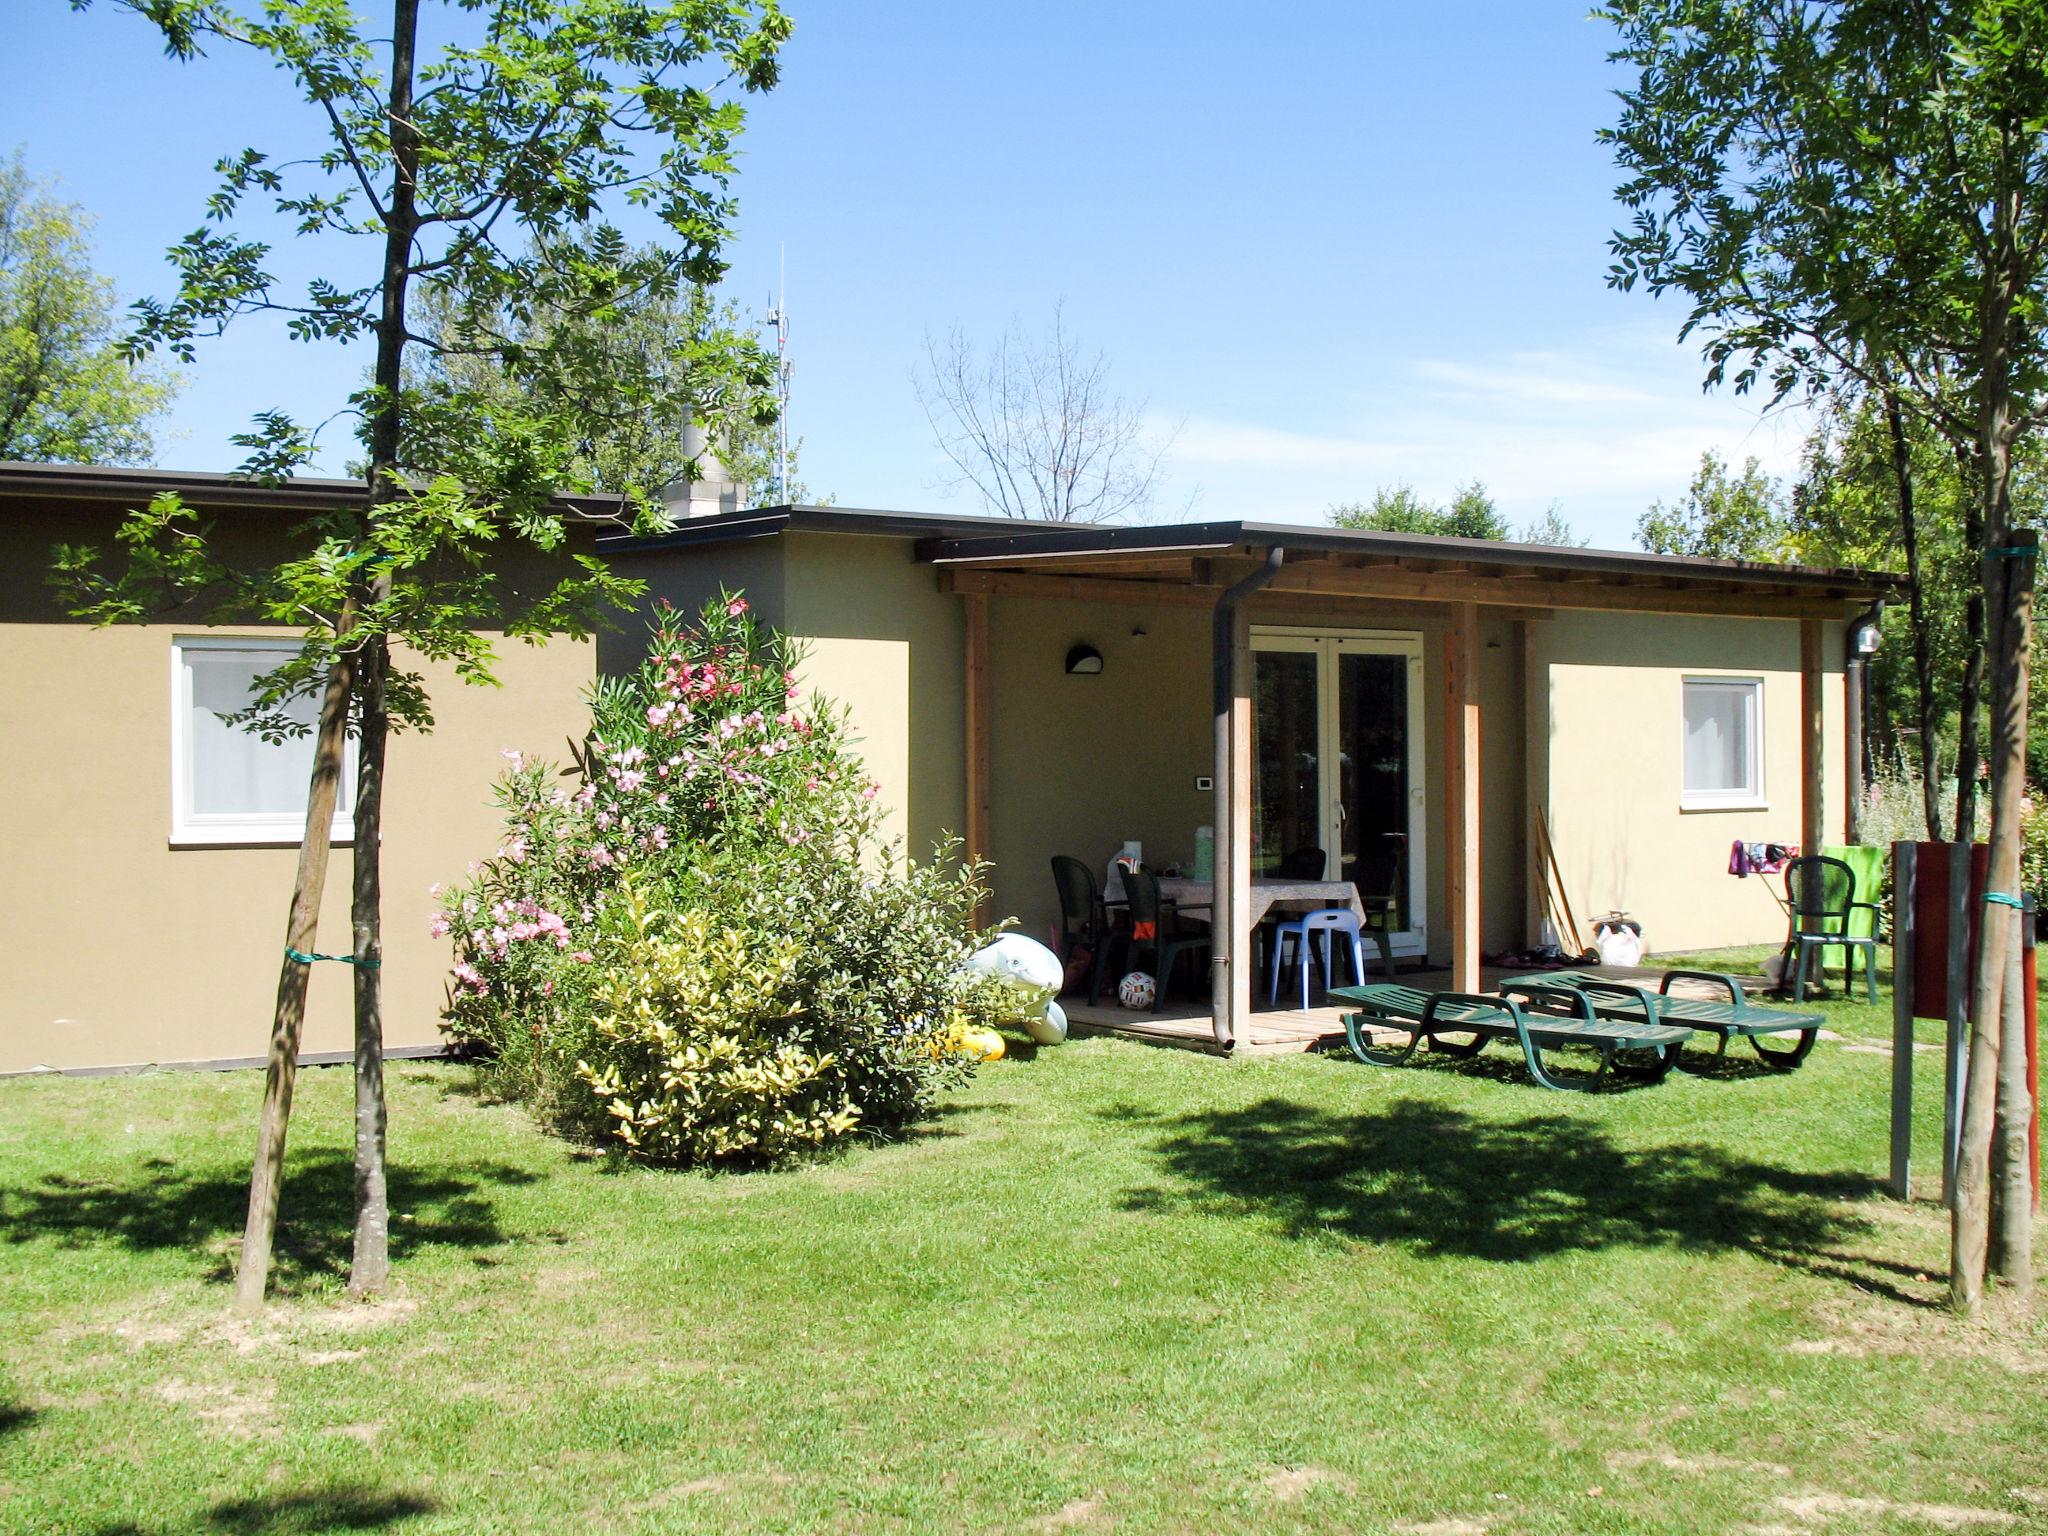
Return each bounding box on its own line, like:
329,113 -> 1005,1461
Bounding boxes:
0,623 -> 593,1074
1,500 -> 597,1074
781,533 -> 966,862
1533,610 -> 1847,955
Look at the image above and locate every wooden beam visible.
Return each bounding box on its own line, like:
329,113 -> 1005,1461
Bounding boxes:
964,592 -> 992,928
938,567 -> 1560,624
1800,617 -> 1825,856
1445,603 -> 1481,991
995,558 -> 1864,620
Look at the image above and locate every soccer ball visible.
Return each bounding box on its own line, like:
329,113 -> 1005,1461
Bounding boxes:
1117,971 -> 1157,1010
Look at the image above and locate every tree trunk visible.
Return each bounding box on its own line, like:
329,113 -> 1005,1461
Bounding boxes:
1955,438 -> 1987,843
1992,920 -> 2034,1294
1952,180 -> 2030,1316
347,0 -> 420,1297
348,626 -> 391,1295
1888,391 -> 1944,840
235,635 -> 357,1312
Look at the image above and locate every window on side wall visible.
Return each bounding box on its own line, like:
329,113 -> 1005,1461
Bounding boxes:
171,637 -> 356,845
1681,676 -> 1764,809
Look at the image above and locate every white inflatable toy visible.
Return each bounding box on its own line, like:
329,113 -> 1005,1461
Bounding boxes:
961,934 -> 1069,1045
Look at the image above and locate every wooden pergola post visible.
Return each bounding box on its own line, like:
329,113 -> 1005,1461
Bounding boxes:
964,592 -> 992,929
1211,549 -> 1284,1050
1800,618 -> 1825,857
1445,603 -> 1481,991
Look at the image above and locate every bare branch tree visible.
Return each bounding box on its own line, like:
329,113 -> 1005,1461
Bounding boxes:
914,305 -> 1173,522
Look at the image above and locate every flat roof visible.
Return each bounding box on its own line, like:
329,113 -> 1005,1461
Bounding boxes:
2,463 -> 1901,603
605,500 -> 1901,599
0,460 -> 636,522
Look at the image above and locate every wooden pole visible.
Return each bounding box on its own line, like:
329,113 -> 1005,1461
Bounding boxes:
963,592 -> 992,929
1520,620 -> 1546,949
1445,603 -> 1481,991
1890,841 -> 1917,1200
1944,839 -> 1972,1207
1227,612 -> 1254,1037
1800,618 -> 1825,858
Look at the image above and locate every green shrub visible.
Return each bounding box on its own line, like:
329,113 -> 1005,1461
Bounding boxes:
439,593 -> 994,1166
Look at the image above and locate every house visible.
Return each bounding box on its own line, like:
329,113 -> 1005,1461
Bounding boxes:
1,462 -> 1899,1072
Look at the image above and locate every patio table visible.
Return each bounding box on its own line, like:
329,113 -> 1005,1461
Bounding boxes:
1104,873 -> 1366,929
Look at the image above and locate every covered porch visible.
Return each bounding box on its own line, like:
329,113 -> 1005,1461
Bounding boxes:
922,521 -> 1888,1053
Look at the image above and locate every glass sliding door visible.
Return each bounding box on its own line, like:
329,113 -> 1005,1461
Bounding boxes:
1251,629 -> 1427,953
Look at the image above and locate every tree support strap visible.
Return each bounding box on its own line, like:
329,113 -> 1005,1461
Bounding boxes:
285,947 -> 381,967
1987,546 -> 2039,559
1982,892 -> 2026,911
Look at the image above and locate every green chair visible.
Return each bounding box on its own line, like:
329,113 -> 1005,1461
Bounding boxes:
1784,855 -> 1881,1003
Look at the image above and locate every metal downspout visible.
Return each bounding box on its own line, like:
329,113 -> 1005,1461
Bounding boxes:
1211,547 -> 1286,1048
1845,599 -> 1885,845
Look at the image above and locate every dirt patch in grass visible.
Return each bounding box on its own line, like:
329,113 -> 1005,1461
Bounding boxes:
1772,1491 -> 2019,1528
1034,1494 -> 1111,1531
1391,1520 -> 1489,1536
155,1377 -> 276,1438
1262,1465 -> 1354,1501
1609,1449 -> 1793,1479
1795,1290 -> 2048,1375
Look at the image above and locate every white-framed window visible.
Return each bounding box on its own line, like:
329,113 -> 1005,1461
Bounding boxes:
170,637 -> 356,846
1681,676 -> 1765,809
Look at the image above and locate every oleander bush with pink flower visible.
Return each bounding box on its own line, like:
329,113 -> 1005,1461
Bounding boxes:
437,592 -> 999,1165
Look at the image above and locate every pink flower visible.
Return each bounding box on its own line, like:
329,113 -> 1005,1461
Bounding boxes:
862,783 -> 880,801
500,747 -> 525,770
726,596 -> 749,617
429,914 -> 451,939
571,950 -> 595,964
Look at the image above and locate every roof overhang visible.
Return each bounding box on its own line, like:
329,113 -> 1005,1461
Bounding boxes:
916,520 -> 1901,620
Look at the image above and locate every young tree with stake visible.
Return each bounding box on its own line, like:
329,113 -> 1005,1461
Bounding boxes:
57,0 -> 790,1306
1602,0 -> 2048,1313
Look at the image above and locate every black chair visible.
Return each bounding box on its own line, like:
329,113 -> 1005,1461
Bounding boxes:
1783,855 -> 1880,1002
1118,864 -> 1211,1010
1352,843 -> 1402,981
1276,846 -> 1327,880
1050,855 -> 1113,1005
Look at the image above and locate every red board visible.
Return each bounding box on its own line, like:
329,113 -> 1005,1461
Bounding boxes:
1906,841 -> 1989,1023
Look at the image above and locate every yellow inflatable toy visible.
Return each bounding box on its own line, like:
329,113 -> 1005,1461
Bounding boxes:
933,1022 -> 1006,1062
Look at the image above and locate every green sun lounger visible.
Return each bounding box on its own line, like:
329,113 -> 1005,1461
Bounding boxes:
1496,969 -> 1824,1070
1328,981 -> 1694,1093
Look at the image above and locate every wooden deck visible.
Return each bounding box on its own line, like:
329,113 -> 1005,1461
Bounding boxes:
1062,964 -> 1769,1056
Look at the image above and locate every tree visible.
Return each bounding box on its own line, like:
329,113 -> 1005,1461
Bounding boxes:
1330,480 -> 1511,540
409,250 -> 811,503
1636,451 -> 1792,561
58,0 -> 789,1307
915,305 -> 1170,522
0,153 -> 178,463
1517,504 -> 1589,547
1602,0 -> 2048,1314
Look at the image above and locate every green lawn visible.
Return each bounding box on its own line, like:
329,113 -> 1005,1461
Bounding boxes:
3,964 -> 2045,1535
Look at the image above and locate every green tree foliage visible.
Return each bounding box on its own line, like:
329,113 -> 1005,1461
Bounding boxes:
1330,480 -> 1510,540
1516,504 -> 1589,547
1601,0 -> 2048,1311
409,248 -> 806,503
1636,451 -> 1792,561
56,0 -> 790,1303
0,154 -> 178,464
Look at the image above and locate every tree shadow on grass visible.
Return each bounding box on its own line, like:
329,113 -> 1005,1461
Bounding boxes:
0,1150 -> 535,1295
1109,1095 -> 1918,1298
0,1400 -> 35,1437
94,1485 -> 435,1535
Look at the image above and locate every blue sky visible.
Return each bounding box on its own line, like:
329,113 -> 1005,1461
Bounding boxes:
1,1 -> 1816,549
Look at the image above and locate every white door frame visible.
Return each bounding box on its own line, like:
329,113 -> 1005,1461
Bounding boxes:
1252,626 -> 1428,955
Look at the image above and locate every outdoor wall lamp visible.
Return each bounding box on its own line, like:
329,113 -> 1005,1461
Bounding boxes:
1065,643 -> 1104,676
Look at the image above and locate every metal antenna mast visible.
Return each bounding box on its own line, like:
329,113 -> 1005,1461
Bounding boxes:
764,244 -> 791,503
